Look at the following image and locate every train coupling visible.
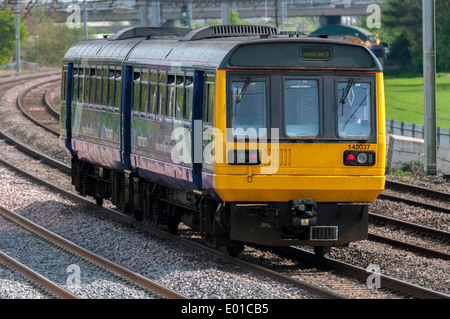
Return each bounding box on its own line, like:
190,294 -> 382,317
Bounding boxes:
291,199 -> 318,227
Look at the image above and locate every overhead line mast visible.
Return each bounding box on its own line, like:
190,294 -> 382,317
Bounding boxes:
423,0 -> 437,175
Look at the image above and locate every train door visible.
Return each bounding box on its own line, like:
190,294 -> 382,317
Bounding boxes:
192,70 -> 204,190
61,62 -> 73,153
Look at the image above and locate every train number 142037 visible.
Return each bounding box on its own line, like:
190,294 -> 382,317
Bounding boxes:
348,144 -> 371,151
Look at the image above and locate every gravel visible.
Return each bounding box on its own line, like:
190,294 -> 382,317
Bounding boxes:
0,72 -> 449,299
0,264 -> 48,299
0,166 -> 316,299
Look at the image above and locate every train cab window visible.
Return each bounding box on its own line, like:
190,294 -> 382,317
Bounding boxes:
337,81 -> 371,138
284,79 -> 319,137
158,72 -> 167,117
133,71 -> 141,116
183,75 -> 193,121
229,78 -> 267,137
167,74 -> 176,119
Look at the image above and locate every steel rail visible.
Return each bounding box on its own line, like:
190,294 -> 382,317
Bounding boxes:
2,143 -> 447,298
1,131 -> 448,298
16,78 -> 61,136
0,250 -> 78,299
385,180 -> 450,202
0,156 -> 343,299
43,83 -> 60,118
0,202 -> 186,299
278,246 -> 450,299
378,193 -> 450,215
368,233 -> 450,261
0,129 -> 70,174
0,72 -> 60,94
369,212 -> 450,241
2,72 -> 446,298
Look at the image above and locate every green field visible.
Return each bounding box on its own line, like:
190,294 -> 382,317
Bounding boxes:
384,73 -> 450,129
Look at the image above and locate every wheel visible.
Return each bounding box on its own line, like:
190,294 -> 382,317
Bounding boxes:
314,246 -> 325,258
168,219 -> 179,235
314,246 -> 331,259
95,196 -> 103,206
225,243 -> 243,257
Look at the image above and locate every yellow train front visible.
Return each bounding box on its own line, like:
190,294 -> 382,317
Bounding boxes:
213,35 -> 386,250
61,25 -> 386,254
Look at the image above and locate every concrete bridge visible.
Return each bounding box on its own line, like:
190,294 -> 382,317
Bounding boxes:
18,0 -> 380,27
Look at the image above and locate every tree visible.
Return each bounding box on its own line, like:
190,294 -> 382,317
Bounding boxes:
436,11 -> 450,72
0,9 -> 28,65
23,5 -> 86,67
381,0 -> 450,72
230,9 -> 246,25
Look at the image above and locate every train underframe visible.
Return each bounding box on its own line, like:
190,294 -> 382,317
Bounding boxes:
72,156 -> 369,255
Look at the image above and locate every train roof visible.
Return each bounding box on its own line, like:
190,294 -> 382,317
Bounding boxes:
63,25 -> 382,72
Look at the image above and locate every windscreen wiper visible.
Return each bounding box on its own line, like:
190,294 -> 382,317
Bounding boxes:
340,77 -> 357,105
235,76 -> 253,104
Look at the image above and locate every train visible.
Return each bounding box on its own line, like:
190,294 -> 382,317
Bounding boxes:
60,25 -> 386,256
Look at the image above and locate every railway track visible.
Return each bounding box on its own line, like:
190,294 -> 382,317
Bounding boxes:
16,79 -> 61,136
0,250 -> 78,299
0,204 -> 185,299
43,83 -> 60,118
0,141 -> 448,299
274,246 -> 449,299
0,153 -> 341,299
4,128 -> 445,264
0,73 -> 448,299
0,71 -> 60,94
380,180 -> 450,214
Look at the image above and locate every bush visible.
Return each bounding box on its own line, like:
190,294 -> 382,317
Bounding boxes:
391,161 -> 425,178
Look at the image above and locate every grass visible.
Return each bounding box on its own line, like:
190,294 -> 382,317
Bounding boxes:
384,73 -> 450,128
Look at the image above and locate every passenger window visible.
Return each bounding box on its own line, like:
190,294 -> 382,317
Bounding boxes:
284,79 -> 319,137
83,68 -> 90,105
133,71 -> 141,115
114,70 -> 122,112
73,68 -> 79,103
158,72 -> 167,117
108,69 -> 115,110
230,79 -> 267,137
167,74 -> 176,119
102,69 -> 108,109
89,68 -> 96,106
337,81 -> 371,138
148,72 -> 158,117
141,71 -> 149,117
61,68 -> 67,102
175,75 -> 184,120
183,76 -> 193,121
77,68 -> 84,104
95,68 -> 102,106
204,76 -> 215,124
